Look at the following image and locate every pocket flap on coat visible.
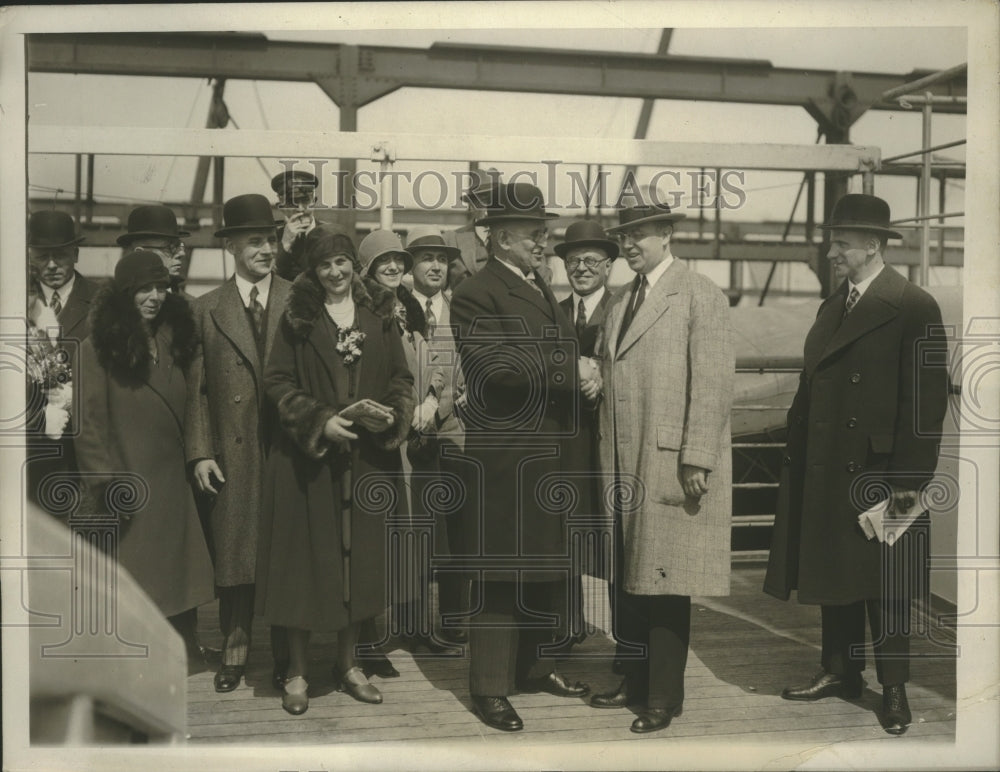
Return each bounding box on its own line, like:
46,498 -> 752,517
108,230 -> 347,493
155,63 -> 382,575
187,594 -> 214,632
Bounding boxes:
869,433 -> 895,454
656,426 -> 682,451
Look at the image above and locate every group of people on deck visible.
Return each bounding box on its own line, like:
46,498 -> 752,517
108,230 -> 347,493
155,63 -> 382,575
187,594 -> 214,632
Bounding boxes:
25,165 -> 948,737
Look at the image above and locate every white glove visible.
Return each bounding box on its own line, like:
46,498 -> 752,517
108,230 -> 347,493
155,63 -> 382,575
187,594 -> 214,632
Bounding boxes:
44,405 -> 70,440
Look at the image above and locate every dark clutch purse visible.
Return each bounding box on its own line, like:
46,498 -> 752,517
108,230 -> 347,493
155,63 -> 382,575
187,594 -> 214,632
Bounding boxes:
405,427 -> 439,465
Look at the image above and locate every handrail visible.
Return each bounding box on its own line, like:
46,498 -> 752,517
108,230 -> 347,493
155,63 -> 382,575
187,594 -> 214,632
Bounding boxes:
881,139 -> 967,164
880,63 -> 967,101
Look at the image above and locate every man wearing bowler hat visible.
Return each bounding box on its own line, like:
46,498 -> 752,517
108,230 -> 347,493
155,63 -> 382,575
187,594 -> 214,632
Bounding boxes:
117,205 -> 194,300
185,193 -> 290,692
450,181 -> 595,732
25,211 -> 98,513
764,193 -> 949,735
554,218 -> 619,653
271,169 -> 330,282
590,191 -> 733,734
443,167 -> 501,290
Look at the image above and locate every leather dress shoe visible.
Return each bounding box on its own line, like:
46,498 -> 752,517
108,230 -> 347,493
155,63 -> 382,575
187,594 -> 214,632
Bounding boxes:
359,655 -> 400,679
518,671 -> 590,698
439,628 -> 468,644
337,666 -> 383,704
781,670 -> 863,701
471,695 -> 523,732
213,664 -> 244,693
272,662 -> 289,691
546,631 -> 588,656
281,676 -> 309,715
590,679 -> 645,709
631,705 -> 683,734
881,683 -> 912,735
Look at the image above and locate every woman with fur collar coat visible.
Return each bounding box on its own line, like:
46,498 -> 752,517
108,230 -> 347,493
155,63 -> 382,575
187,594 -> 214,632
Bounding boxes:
256,228 -> 414,715
74,250 -> 215,665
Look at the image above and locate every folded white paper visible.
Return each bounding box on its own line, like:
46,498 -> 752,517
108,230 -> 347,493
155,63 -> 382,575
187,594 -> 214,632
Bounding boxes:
857,498 -> 922,545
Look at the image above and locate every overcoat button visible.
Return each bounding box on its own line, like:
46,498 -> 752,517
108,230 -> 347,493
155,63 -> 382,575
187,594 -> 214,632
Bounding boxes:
235,358 -> 243,366
846,417 -> 857,428
850,373 -> 861,384
846,461 -> 857,472
795,415 -> 804,426
234,395 -> 242,403
782,454 -> 791,465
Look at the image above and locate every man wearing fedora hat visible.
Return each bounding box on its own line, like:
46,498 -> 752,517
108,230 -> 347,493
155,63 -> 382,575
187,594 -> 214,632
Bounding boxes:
25,210 -> 98,513
764,193 -> 949,735
554,218 -> 620,653
450,181 -> 593,732
271,169 -> 335,282
185,193 -> 291,692
590,193 -> 734,734
401,225 -> 472,648
443,167 -> 501,290
117,204 -> 194,300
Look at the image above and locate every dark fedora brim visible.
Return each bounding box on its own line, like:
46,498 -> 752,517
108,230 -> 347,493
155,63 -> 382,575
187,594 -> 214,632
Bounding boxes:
475,212 -> 558,226
116,229 -> 191,247
606,211 -> 686,233
214,220 -> 283,238
554,238 -> 619,260
820,223 -> 902,240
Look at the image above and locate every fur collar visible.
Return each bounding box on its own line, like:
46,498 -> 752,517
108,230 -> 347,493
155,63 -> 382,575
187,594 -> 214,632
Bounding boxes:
89,286 -> 196,383
393,283 -> 427,336
286,272 -> 397,339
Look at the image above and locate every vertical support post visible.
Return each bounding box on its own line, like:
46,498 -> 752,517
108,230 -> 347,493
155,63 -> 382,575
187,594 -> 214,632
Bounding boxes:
73,154 -> 82,226
919,92 -> 933,287
819,126 -> 849,298
938,175 -> 947,267
862,169 -> 875,195
339,102 -> 359,237
85,154 -> 95,226
373,142 -> 395,232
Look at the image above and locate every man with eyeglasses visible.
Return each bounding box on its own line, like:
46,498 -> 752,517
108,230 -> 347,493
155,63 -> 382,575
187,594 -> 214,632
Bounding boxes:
117,205 -> 194,300
589,195 -> 733,734
450,182 -> 595,732
553,219 -> 619,654
25,210 -> 98,514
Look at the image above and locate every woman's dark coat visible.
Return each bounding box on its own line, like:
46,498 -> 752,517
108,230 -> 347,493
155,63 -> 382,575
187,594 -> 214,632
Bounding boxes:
255,272 -> 415,632
74,288 -> 215,618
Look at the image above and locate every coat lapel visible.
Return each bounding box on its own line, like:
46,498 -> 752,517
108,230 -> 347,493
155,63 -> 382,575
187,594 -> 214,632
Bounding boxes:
484,259 -> 556,321
58,273 -> 94,339
210,278 -> 260,371
816,267 -> 904,367
616,261 -> 683,357
264,275 -> 292,366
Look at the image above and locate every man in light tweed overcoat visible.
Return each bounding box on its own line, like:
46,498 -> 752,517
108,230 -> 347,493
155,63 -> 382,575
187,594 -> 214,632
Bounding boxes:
591,194 -> 734,734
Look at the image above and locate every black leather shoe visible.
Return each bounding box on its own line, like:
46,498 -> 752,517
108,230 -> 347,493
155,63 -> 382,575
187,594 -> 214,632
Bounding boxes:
213,664 -> 244,693
518,671 -> 590,697
359,655 -> 400,679
471,695 -> 523,732
281,676 -> 309,716
881,683 -> 911,735
781,670 -> 863,701
272,661 -> 289,691
439,628 -> 468,644
590,679 -> 645,709
631,705 -> 683,734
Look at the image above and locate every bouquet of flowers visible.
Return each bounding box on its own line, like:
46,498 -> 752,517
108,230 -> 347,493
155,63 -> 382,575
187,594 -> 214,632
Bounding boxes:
26,302 -> 73,440
335,326 -> 366,366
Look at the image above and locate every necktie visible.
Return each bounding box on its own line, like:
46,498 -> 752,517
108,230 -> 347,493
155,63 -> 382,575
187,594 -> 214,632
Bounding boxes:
525,274 -> 544,297
843,287 -> 860,320
50,290 -> 62,318
575,297 -> 588,340
425,297 -> 436,336
616,275 -> 648,348
249,285 -> 264,340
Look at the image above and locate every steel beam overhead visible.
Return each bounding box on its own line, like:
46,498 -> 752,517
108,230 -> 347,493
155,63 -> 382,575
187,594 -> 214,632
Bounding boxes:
27,33 -> 967,114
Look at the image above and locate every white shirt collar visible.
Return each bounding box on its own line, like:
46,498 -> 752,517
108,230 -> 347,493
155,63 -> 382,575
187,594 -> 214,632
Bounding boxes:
234,271 -> 273,308
571,286 -> 606,320
641,254 -> 674,289
411,288 -> 444,321
40,273 -> 75,307
496,257 -> 531,280
848,263 -> 884,300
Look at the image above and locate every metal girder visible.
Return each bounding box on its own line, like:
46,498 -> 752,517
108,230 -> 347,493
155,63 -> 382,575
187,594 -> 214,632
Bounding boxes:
26,33 -> 967,114
30,126 -> 881,172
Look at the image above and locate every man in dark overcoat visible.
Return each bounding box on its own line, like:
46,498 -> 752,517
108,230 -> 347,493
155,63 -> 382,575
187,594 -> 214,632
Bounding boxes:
185,193 -> 292,692
25,211 -> 98,515
764,194 -> 950,735
450,182 -> 594,732
554,218 -> 619,652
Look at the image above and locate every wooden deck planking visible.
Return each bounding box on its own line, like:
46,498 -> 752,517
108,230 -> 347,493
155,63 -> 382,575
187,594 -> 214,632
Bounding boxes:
187,563 -> 956,745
